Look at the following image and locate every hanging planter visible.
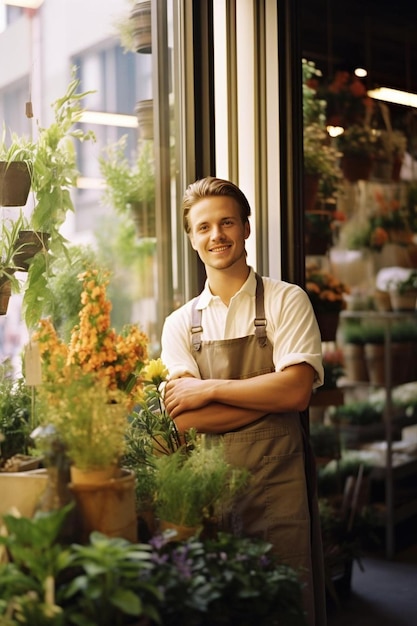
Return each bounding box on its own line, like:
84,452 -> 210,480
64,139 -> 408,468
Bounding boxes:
0,161 -> 32,207
130,0 -> 152,54
0,277 -> 12,315
129,200 -> 156,239
12,230 -> 50,272
135,99 -> 154,140
340,155 -> 373,183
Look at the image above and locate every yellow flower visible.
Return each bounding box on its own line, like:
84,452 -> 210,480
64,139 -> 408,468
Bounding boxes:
142,358 -> 169,386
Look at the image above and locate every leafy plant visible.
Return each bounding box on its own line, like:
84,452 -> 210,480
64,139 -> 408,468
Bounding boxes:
331,400 -> 383,426
0,507 -> 306,626
337,124 -> 378,158
0,505 -> 73,625
149,531 -> 307,626
0,362 -> 33,465
60,532 -> 160,626
99,136 -> 155,216
21,70 -> 96,330
154,441 -> 249,529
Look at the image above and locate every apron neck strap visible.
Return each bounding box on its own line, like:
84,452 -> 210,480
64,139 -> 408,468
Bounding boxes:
190,273 -> 268,351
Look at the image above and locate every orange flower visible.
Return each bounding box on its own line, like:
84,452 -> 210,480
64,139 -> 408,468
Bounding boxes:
34,269 -> 149,406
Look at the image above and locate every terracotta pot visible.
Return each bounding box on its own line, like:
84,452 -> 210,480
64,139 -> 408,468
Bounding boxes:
70,465 -> 118,485
315,311 -> 340,342
70,468 -> 138,543
0,161 -> 31,207
364,343 -> 385,385
159,519 -> 200,541
389,289 -> 417,312
342,343 -> 368,382
340,155 -> 372,183
0,278 -> 12,315
13,230 -> 50,271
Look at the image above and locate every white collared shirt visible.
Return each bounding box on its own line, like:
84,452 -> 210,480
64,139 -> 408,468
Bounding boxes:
161,267 -> 324,387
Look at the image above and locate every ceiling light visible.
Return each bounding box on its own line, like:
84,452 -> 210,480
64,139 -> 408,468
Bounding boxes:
4,0 -> 45,8
79,111 -> 138,128
327,125 -> 344,138
368,87 -> 417,108
354,67 -> 367,78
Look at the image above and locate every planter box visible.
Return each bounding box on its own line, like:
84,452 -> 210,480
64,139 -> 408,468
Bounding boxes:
0,469 -> 48,524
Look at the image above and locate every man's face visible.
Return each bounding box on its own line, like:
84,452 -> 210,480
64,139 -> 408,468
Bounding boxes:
188,196 -> 250,272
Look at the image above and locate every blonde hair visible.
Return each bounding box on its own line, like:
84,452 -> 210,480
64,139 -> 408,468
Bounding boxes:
182,176 -> 251,233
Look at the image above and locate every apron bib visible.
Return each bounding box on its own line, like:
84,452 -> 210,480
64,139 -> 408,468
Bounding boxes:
190,274 -> 326,626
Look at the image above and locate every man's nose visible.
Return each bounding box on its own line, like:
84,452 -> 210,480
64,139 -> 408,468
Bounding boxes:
210,224 -> 224,239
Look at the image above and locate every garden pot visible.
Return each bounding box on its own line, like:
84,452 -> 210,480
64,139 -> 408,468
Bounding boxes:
371,158 -> 393,182
159,519 -> 200,541
129,200 -> 156,239
340,155 -> 372,183
364,343 -> 385,385
13,230 -> 50,271
135,99 -> 154,140
0,469 -> 48,525
315,311 -> 340,342
70,468 -> 138,543
342,343 -> 368,382
0,278 -> 12,315
389,289 -> 417,312
70,465 -> 118,485
0,161 -> 31,207
130,0 -> 152,54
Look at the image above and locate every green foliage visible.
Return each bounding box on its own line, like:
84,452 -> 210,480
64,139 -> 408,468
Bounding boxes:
20,70 -> 96,330
60,532 -> 160,626
154,442 -> 249,528
150,532 -> 306,626
0,507 -> 305,626
99,136 -> 155,215
340,320 -> 365,344
337,124 -> 378,157
331,400 -> 383,426
310,424 -> 340,459
0,363 -> 33,464
0,505 -> 73,625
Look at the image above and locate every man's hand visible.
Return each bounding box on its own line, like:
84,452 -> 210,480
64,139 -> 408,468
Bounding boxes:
164,377 -> 211,418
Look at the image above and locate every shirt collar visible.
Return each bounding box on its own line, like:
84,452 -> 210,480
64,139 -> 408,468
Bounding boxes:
197,267 -> 256,309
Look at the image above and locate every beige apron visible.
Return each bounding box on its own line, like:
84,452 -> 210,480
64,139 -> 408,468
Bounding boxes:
190,273 -> 327,626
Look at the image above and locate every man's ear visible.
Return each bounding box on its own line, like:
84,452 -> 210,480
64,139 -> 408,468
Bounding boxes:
244,220 -> 251,240
188,232 -> 197,250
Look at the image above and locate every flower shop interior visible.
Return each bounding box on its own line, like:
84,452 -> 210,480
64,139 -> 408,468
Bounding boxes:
1,0 -> 417,624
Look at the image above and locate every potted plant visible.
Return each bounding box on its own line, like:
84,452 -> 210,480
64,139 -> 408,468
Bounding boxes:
388,268 -> 417,311
0,128 -> 34,207
337,124 -> 378,182
124,359 -> 249,540
32,268 -> 149,542
339,320 -> 369,383
99,136 -> 156,239
115,0 -> 152,54
20,71 -> 96,330
0,213 -> 27,314
305,261 -> 350,341
330,399 -> 385,447
0,507 -> 307,626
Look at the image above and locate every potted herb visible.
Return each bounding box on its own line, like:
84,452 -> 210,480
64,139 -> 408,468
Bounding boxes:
99,136 -> 156,239
330,400 -> 384,447
0,213 -> 27,314
339,320 -> 368,383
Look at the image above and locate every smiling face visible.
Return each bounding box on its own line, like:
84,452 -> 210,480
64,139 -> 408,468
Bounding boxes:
188,195 -> 250,275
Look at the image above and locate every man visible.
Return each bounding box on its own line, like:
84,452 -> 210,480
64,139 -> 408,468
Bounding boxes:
161,176 -> 326,626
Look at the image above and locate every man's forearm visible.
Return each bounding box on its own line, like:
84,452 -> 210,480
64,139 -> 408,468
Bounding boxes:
174,403 -> 265,434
